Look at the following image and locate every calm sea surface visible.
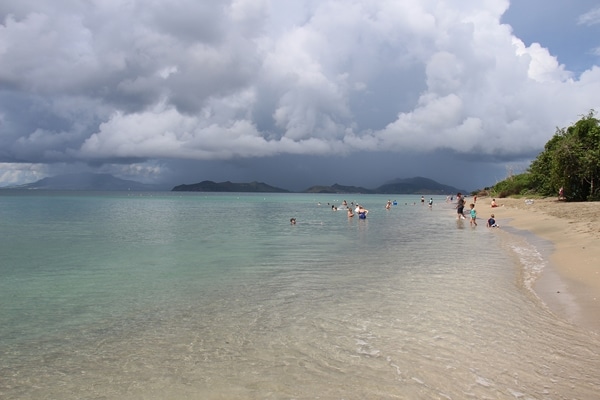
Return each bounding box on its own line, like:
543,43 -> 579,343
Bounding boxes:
1,191 -> 599,399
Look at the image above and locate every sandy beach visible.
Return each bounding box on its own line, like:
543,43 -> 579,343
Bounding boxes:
478,196 -> 600,333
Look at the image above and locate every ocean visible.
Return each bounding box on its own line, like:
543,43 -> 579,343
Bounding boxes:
1,191 -> 599,399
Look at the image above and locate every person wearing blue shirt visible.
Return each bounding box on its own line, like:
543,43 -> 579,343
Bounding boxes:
487,214 -> 499,228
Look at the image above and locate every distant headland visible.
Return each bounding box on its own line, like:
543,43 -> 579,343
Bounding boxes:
1,173 -> 465,194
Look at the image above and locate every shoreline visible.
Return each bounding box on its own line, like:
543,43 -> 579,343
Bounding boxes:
477,196 -> 600,333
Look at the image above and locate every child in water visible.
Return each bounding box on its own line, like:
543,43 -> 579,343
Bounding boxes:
487,214 -> 499,228
469,204 -> 477,227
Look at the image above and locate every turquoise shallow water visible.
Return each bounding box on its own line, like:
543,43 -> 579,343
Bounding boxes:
1,191 -> 599,399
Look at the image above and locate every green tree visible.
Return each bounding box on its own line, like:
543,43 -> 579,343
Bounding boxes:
491,173 -> 535,197
569,112 -> 600,200
495,110 -> 599,201
529,129 -> 564,195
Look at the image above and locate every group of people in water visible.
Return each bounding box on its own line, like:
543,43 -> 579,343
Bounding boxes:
292,194 -> 500,228
332,200 -> 369,219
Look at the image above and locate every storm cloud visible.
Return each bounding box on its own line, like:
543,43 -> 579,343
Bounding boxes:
1,0 -> 599,190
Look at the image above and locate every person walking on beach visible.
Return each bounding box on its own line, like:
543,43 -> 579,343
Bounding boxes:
469,203 -> 477,226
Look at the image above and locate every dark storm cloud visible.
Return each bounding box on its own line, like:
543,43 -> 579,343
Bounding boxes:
0,0 -> 599,189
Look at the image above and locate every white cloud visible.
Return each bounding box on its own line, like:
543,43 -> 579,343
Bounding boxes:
512,39 -> 572,83
1,0 -> 599,186
0,163 -> 48,186
578,6 -> 600,26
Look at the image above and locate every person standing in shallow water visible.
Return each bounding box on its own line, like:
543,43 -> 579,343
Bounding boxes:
469,204 -> 477,227
456,193 -> 466,219
357,205 -> 368,219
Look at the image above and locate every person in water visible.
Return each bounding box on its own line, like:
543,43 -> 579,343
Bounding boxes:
486,214 -> 498,227
456,193 -> 466,219
290,218 -> 296,225
469,203 -> 477,227
357,206 -> 368,219
347,208 -> 354,218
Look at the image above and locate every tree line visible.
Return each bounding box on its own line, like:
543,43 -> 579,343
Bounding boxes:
491,110 -> 599,201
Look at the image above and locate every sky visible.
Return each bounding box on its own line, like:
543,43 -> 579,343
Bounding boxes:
1,0 -> 599,192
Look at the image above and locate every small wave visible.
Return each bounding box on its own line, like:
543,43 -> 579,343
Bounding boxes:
510,241 -> 547,292
510,240 -> 548,292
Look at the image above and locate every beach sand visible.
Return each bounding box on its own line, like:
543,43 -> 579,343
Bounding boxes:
479,196 -> 600,333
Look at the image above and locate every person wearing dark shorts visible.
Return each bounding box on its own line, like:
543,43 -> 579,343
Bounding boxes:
456,193 -> 466,220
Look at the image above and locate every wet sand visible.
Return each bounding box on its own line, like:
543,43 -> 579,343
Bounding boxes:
479,197 -> 600,333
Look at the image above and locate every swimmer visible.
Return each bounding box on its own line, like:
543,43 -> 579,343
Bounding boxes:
357,205 -> 368,219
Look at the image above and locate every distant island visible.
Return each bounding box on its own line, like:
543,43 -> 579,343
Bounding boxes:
1,173 -> 465,194
302,177 -> 463,195
172,181 -> 290,193
174,177 -> 464,194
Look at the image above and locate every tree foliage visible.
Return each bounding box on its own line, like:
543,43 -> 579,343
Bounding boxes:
491,173 -> 535,198
493,110 -> 600,201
